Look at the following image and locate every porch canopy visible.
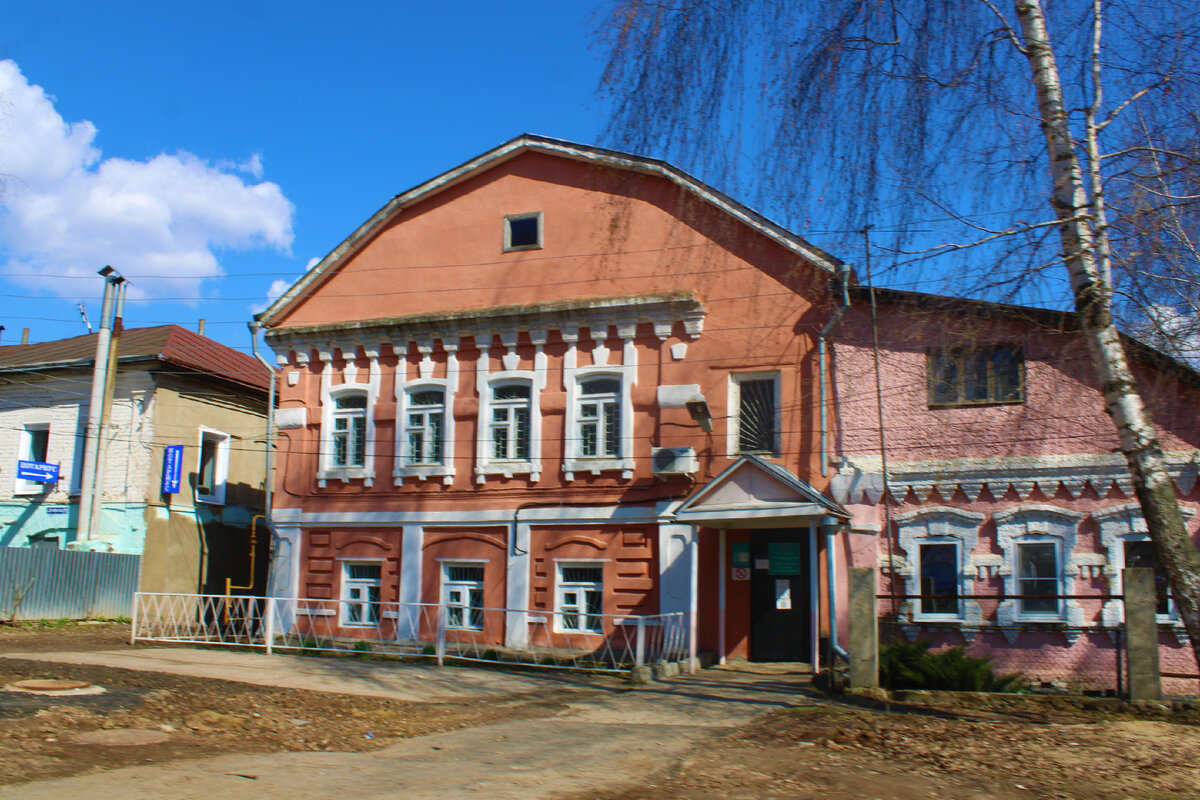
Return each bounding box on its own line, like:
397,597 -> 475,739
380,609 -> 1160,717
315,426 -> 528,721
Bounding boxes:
672,455 -> 849,529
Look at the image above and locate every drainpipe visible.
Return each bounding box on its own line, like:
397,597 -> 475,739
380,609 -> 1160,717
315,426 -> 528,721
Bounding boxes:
818,263 -> 852,477
248,322 -> 277,584
76,267 -> 124,544
821,514 -> 850,663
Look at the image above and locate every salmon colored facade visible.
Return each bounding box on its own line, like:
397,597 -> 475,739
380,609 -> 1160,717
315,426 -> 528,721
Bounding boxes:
259,136 -> 1200,681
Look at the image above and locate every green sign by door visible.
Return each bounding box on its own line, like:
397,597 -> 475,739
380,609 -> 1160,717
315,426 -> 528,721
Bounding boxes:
767,542 -> 802,575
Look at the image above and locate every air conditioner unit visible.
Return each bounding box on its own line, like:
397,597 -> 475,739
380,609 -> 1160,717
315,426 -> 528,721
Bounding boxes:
652,447 -> 698,477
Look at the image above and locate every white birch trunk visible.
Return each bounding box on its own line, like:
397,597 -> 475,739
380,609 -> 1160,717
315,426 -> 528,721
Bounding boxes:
1013,0 -> 1200,667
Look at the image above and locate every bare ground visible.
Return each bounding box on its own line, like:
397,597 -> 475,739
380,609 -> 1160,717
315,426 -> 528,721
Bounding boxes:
4,622 -> 1200,799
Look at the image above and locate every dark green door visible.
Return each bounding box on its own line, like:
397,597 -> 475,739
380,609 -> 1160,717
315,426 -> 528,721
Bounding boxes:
750,529 -> 811,661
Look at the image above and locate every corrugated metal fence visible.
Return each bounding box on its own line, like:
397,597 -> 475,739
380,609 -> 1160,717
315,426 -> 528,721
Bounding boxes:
0,546 -> 140,621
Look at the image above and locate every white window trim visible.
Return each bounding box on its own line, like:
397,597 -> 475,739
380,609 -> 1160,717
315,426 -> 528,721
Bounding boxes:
318,346 -> 380,487
441,561 -> 486,631
502,211 -> 543,252
727,371 -> 782,458
14,422 -> 53,496
1095,503 -> 1192,633
394,340 -> 458,485
554,560 -> 605,635
475,336 -> 546,482
994,504 -> 1086,632
561,329 -> 636,481
340,560 -> 383,628
894,506 -> 985,626
195,427 -> 230,505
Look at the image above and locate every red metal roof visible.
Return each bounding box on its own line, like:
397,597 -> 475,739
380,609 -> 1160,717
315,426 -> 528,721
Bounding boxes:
0,325 -> 271,392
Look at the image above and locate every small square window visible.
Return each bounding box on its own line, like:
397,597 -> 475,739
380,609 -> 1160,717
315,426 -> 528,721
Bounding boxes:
504,212 -> 542,251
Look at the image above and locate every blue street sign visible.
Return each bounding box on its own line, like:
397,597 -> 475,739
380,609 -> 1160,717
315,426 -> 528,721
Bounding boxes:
17,460 -> 58,483
161,444 -> 184,494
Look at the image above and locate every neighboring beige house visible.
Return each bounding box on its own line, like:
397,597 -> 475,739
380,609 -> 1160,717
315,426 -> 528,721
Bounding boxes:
0,325 -> 272,595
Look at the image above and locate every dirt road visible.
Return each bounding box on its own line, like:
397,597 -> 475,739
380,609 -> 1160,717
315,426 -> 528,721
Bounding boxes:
3,622 -> 1199,799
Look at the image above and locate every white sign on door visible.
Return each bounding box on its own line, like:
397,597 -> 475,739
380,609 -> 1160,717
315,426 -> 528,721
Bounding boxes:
775,579 -> 792,610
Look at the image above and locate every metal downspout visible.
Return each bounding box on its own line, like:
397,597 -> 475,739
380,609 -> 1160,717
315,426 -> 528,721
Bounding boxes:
818,263 -> 852,477
248,322 -> 277,586
824,520 -> 850,663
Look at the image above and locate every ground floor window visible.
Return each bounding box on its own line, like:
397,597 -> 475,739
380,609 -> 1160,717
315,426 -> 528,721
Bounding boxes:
341,562 -> 381,627
1123,540 -> 1171,617
556,563 -> 603,633
918,542 -> 960,616
1016,541 -> 1060,617
443,563 -> 485,630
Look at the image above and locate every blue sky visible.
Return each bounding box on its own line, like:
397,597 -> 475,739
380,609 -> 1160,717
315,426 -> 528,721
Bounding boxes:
0,2 -> 611,354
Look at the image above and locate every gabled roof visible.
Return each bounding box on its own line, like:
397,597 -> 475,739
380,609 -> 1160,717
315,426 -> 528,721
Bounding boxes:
673,455 -> 848,529
257,134 -> 842,328
0,326 -> 271,392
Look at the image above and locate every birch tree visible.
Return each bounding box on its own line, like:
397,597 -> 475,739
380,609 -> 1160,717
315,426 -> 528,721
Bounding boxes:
594,0 -> 1200,663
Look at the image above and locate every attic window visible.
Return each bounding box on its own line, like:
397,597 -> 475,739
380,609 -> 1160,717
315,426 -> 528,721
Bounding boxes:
504,212 -> 542,251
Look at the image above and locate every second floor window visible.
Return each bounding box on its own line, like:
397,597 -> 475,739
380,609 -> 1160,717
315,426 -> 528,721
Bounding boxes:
490,383 -> 531,462
733,375 -> 779,455
332,392 -> 367,468
578,377 -> 621,458
928,346 -> 1024,407
405,389 -> 445,466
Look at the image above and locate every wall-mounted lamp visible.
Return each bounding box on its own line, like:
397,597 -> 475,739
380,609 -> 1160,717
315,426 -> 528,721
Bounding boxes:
686,396 -> 712,433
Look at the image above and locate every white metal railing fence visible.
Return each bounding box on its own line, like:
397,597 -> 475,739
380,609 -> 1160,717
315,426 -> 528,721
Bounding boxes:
132,592 -> 691,674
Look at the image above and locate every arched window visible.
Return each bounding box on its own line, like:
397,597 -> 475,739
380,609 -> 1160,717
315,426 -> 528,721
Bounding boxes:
331,391 -> 367,468
405,388 -> 445,466
578,377 -> 621,458
490,383 -> 531,462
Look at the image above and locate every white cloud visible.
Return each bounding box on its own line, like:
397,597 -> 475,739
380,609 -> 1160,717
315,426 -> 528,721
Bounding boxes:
250,257 -> 318,314
0,59 -> 294,301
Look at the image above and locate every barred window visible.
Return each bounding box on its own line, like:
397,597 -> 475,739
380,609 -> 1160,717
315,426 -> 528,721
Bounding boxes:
556,564 -> 603,633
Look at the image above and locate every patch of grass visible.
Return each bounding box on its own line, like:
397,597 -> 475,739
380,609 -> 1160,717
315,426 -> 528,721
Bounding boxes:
881,640 -> 1023,693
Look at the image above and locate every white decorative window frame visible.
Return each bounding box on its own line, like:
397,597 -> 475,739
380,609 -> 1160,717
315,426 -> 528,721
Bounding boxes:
894,506 -> 986,628
1095,502 -> 1191,641
14,422 -> 53,496
994,504 -> 1086,638
475,332 -> 546,482
726,371 -> 782,457
195,427 -> 230,505
554,559 -> 607,635
393,339 -> 458,485
318,345 -> 381,487
562,325 -> 637,480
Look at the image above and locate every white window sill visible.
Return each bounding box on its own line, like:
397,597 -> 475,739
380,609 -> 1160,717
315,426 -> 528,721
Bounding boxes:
475,462 -> 540,482
394,465 -> 455,485
318,468 -> 375,487
563,457 -> 633,481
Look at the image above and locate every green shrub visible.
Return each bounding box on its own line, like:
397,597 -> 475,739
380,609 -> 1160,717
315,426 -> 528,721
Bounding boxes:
352,640 -> 372,654
422,644 -> 436,656
880,640 -> 1022,692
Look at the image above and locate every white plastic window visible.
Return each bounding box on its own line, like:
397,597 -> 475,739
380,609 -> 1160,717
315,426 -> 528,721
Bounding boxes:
342,562 -> 381,627
405,389 -> 445,466
577,377 -> 621,458
332,392 -> 368,468
443,564 -> 485,630
556,563 -> 603,634
196,429 -> 230,504
14,424 -> 51,495
490,383 -> 531,462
